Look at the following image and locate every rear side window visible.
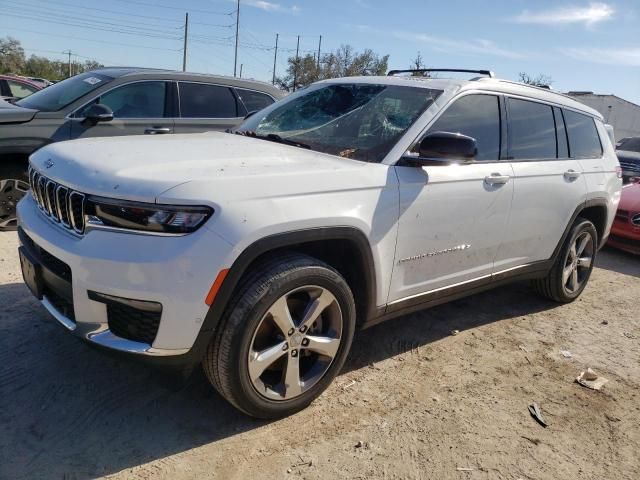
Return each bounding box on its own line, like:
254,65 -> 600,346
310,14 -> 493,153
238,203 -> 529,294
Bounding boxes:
508,98 -> 556,160
179,83 -> 238,118
235,88 -> 274,114
426,94 -> 500,161
564,110 -> 603,158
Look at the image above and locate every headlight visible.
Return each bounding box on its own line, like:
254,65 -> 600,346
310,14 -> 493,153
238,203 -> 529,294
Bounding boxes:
85,196 -> 213,234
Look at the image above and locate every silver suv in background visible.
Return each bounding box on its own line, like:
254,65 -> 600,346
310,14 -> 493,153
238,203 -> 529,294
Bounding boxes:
0,68 -> 284,229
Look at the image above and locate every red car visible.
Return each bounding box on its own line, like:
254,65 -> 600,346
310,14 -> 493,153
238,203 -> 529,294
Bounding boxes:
0,75 -> 42,102
608,178 -> 640,254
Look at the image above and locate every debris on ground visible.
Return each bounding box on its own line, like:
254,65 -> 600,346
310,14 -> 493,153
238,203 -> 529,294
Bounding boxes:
456,467 -> 474,472
528,403 -> 549,427
342,380 -> 356,390
601,319 -> 609,325
451,329 -> 460,336
576,368 -> 608,390
522,436 -> 541,445
560,350 -> 573,358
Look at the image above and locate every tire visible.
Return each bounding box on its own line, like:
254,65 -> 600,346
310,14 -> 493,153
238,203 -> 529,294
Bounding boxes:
0,161 -> 30,231
203,253 -> 356,418
532,217 -> 598,303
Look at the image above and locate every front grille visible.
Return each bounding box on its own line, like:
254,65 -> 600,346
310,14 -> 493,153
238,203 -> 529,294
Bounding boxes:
44,286 -> 76,322
20,230 -> 72,281
609,234 -> 639,247
616,209 -> 629,222
29,167 -> 85,234
633,214 -> 640,226
107,303 -> 161,345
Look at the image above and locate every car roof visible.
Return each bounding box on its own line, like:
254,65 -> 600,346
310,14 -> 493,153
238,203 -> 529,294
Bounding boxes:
90,67 -> 284,97
318,74 -> 603,119
0,75 -> 42,88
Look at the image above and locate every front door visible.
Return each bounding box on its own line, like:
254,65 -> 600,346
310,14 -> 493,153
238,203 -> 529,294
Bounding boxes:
388,93 -> 514,304
70,81 -> 174,139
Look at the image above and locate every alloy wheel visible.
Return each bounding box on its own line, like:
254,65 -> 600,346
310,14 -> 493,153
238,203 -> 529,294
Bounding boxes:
0,178 -> 29,229
248,285 -> 343,401
562,231 -> 594,294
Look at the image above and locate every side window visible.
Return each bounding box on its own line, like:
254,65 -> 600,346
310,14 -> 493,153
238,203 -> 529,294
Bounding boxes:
507,98 -> 556,160
423,94 -> 500,161
78,82 -> 167,119
7,80 -> 38,99
179,83 -> 238,118
553,107 -> 569,158
235,88 -> 274,114
564,109 -> 603,158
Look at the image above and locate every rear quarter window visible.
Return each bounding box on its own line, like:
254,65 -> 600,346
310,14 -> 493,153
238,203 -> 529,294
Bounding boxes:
564,110 -> 603,158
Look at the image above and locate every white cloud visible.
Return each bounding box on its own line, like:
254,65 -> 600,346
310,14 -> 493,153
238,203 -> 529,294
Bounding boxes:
513,2 -> 614,26
238,0 -> 300,14
393,31 -> 525,59
562,47 -> 640,66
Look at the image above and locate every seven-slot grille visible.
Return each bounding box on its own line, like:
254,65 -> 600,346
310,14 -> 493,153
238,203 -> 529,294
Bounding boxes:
29,167 -> 85,234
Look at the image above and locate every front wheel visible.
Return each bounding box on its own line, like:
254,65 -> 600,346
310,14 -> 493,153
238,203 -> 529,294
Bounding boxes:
0,162 -> 30,231
203,254 -> 356,418
533,217 -> 597,303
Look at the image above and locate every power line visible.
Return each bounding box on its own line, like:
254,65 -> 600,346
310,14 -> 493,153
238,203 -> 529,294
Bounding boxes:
4,27 -> 183,53
3,12 -> 182,40
110,0 -> 234,15
8,0 -> 184,24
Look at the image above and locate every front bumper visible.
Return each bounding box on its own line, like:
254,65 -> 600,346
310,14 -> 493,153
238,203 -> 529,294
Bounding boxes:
607,222 -> 640,255
17,194 -> 234,360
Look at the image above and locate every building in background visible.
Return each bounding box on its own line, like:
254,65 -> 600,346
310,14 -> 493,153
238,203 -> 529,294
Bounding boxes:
567,92 -> 640,141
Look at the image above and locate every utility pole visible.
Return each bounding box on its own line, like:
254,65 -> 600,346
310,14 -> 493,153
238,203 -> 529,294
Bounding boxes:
292,35 -> 300,92
182,12 -> 189,72
239,64 -> 243,78
233,0 -> 240,76
272,33 -> 278,85
317,35 -> 322,69
63,50 -> 72,77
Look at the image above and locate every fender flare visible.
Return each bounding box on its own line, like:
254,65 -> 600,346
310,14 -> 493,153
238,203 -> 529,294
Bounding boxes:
179,226 -> 377,368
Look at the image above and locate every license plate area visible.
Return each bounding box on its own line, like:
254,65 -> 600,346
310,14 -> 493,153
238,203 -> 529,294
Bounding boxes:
19,246 -> 43,299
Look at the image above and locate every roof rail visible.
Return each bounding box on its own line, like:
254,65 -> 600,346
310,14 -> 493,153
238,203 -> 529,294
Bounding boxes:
387,68 -> 495,78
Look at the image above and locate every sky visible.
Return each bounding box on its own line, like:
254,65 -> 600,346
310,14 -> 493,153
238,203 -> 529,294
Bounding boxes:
2,0 -> 639,104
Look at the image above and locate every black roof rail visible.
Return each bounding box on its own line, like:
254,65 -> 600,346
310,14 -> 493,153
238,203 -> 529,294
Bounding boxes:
387,68 -> 495,78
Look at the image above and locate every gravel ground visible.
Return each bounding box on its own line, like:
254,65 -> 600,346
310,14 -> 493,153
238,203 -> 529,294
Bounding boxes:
1,230 -> 639,480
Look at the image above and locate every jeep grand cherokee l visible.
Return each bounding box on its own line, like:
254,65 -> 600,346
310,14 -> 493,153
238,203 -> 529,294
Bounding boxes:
0,67 -> 283,230
18,69 -> 621,418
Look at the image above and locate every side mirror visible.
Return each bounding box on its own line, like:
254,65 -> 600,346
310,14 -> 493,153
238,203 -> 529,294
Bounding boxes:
82,103 -> 113,125
405,131 -> 478,166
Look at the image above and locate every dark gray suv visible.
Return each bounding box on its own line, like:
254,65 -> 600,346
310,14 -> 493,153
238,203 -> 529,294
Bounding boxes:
0,67 -> 284,229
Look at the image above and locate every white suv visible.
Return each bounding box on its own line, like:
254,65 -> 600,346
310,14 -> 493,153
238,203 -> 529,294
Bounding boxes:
17,69 -> 622,418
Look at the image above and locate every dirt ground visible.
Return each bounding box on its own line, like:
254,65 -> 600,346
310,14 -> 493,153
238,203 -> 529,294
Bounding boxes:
1,230 -> 639,480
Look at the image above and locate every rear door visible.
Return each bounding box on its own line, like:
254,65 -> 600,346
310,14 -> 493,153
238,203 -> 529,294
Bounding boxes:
70,80 -> 175,139
494,98 -> 587,271
173,82 -> 244,133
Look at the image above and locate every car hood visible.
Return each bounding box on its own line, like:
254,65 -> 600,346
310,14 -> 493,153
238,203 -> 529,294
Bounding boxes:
0,98 -> 38,124
619,183 -> 640,213
29,132 -> 374,202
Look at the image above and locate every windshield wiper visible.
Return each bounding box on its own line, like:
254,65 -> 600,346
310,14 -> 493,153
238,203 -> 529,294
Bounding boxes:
231,131 -> 311,150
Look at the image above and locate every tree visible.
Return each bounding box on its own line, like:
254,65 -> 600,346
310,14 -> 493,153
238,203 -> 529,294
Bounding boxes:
518,72 -> 553,87
276,44 -> 389,92
0,37 -> 26,74
0,37 -> 103,81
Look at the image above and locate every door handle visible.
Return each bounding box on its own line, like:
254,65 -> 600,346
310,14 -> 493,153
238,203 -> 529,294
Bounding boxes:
564,169 -> 581,180
484,173 -> 510,185
144,127 -> 171,135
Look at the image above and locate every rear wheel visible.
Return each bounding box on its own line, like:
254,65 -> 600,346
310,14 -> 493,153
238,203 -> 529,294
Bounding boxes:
203,254 -> 356,418
533,217 -> 597,303
0,162 -> 29,231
